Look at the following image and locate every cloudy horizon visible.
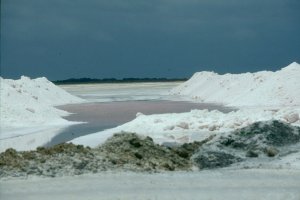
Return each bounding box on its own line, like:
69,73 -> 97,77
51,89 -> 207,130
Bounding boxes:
1,0 -> 299,80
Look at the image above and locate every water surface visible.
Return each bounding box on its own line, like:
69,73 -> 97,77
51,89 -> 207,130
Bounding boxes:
46,100 -> 234,146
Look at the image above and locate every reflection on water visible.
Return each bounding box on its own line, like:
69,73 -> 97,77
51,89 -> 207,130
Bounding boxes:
46,100 -> 234,146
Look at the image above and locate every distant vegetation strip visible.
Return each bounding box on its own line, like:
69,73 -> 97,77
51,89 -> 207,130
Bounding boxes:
53,78 -> 188,85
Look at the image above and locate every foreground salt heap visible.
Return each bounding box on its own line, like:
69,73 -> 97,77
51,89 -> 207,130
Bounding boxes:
171,62 -> 300,107
0,76 -> 84,152
0,76 -> 83,128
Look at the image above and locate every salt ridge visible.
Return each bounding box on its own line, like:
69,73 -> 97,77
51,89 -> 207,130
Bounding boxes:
0,76 -> 84,131
71,107 -> 300,148
170,62 -> 300,107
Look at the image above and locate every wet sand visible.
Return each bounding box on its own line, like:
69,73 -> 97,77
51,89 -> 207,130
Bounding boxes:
47,100 -> 234,146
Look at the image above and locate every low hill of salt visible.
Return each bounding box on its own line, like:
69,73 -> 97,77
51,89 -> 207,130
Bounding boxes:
0,76 -> 84,130
171,62 -> 300,107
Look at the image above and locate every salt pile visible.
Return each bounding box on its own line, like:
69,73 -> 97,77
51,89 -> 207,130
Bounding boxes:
71,107 -> 300,147
171,62 -> 300,107
0,76 -> 84,129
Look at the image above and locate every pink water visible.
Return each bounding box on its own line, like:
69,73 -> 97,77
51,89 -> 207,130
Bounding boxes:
47,100 -> 233,146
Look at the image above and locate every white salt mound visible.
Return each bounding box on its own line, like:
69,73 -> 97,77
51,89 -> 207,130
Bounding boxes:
171,62 -> 300,107
0,76 -> 84,129
71,107 -> 300,147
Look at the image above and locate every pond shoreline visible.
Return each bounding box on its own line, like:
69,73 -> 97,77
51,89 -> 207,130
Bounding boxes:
47,100 -> 234,147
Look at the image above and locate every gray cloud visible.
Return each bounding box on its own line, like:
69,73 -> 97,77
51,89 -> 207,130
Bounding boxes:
1,0 -> 299,80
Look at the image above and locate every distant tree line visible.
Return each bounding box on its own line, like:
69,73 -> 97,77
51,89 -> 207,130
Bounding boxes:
53,77 -> 188,85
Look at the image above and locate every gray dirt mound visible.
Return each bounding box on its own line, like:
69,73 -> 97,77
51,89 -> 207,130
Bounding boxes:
0,143 -> 104,178
193,151 -> 242,169
0,133 -> 208,178
99,132 -> 208,171
192,120 -> 300,169
233,120 -> 300,146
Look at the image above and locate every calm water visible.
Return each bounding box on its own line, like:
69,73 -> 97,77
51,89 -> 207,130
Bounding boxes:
46,100 -> 234,146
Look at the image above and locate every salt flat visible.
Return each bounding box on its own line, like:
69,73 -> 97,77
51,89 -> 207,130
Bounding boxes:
59,81 -> 184,102
1,169 -> 299,200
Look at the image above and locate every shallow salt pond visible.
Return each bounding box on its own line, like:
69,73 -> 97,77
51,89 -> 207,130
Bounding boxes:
45,83 -> 234,146
0,83 -> 234,151
49,100 -> 233,146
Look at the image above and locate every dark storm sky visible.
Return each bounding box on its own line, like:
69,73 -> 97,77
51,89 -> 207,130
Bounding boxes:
1,0 -> 300,80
